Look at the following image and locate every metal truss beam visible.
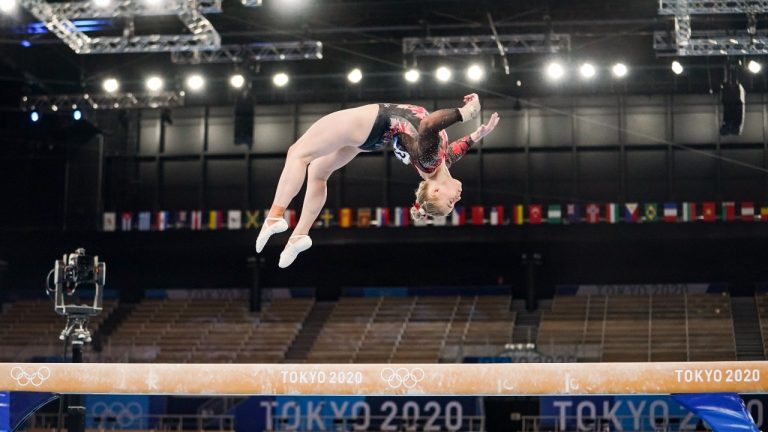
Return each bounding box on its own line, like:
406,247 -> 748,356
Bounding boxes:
654,30 -> 768,55
239,0 -> 260,7
22,92 -> 185,111
659,0 -> 768,14
170,40 -> 323,64
20,0 -> 91,53
45,0 -> 221,19
402,34 -> 571,57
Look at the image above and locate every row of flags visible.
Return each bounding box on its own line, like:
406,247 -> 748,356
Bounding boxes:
102,201 -> 768,231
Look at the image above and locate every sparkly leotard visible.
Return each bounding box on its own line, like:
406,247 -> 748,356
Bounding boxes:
360,103 -> 475,173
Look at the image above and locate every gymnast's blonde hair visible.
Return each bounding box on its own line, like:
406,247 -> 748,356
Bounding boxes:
410,180 -> 447,221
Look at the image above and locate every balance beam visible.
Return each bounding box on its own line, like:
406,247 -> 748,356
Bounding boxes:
2,361 -> 767,395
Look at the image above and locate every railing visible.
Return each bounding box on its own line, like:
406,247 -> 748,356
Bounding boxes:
28,413 -> 235,431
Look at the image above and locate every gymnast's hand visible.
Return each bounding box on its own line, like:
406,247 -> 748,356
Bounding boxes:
459,93 -> 481,122
470,112 -> 500,142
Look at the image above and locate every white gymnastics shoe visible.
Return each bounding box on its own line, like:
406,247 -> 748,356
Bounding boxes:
278,235 -> 312,268
255,217 -> 288,253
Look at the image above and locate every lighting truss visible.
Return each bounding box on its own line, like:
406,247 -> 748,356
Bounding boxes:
22,92 -> 185,111
44,0 -> 221,18
655,31 -> 768,55
170,40 -> 323,64
659,0 -> 768,14
402,34 -> 571,58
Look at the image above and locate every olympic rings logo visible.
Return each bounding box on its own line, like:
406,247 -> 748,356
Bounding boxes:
92,402 -> 144,428
380,367 -> 425,389
10,366 -> 51,387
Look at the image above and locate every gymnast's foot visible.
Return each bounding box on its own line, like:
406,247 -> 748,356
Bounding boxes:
279,235 -> 312,268
255,217 -> 288,253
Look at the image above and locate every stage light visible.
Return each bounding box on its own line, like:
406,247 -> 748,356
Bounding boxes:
435,66 -> 452,82
73,110 -> 82,121
404,69 -> 420,83
748,60 -> 762,74
466,64 -> 484,82
273,72 -> 289,87
93,0 -> 110,7
545,62 -> 565,81
612,63 -> 628,78
185,74 -> 205,91
20,40 -> 30,47
229,74 -> 245,89
51,104 -> 58,112
579,63 -> 596,79
145,76 -> 163,91
347,68 -> 362,84
0,0 -> 16,13
30,111 -> 39,122
102,78 -> 119,93
671,61 -> 684,75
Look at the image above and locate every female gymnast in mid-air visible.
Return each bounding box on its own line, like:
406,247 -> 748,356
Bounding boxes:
256,93 -> 500,268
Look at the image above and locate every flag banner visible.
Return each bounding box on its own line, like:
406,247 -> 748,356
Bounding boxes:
138,212 -> 151,231
208,210 -> 224,230
396,207 -> 410,227
702,202 -> 716,222
191,211 -> 203,230
624,203 -> 639,223
245,210 -> 261,229
121,212 -> 133,231
471,206 -> 485,225
565,204 -> 580,224
528,204 -> 543,224
586,203 -> 600,224
451,206 -> 466,226
156,211 -> 169,231
547,204 -> 562,224
605,203 -> 619,224
320,208 -> 334,228
357,208 -> 372,227
722,201 -> 735,222
663,203 -> 678,223
741,202 -> 755,222
228,210 -> 242,230
103,212 -> 116,232
175,211 -> 189,229
681,202 -> 696,222
643,203 -> 658,223
489,205 -> 505,226
339,208 -> 353,228
489,206 -> 499,226
761,207 -> 768,221
375,207 -> 390,227
513,205 -> 525,225
285,209 -> 298,228
433,215 -> 448,226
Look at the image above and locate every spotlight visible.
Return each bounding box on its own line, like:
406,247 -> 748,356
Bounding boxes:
229,74 -> 245,89
30,111 -> 39,122
579,63 -> 596,79
466,64 -> 484,82
102,78 -> 119,93
671,60 -> 684,75
748,60 -> 762,74
347,68 -> 362,84
51,104 -> 58,112
185,74 -> 205,91
545,62 -> 565,81
273,72 -> 289,87
73,110 -> 82,121
145,76 -> 163,91
93,0 -> 110,7
0,0 -> 15,13
404,69 -> 420,83
612,63 -> 628,78
435,66 -> 452,82
20,39 -> 30,47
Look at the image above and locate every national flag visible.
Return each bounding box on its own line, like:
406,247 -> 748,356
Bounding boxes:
702,202 -> 716,222
245,211 -> 260,229
528,204 -> 543,224
281,209 -> 295,228
547,204 -> 562,224
681,203 -> 696,222
320,209 -> 334,227
138,212 -> 151,231
761,207 -> 768,221
228,210 -> 242,229
586,203 -> 600,224
433,215 -> 447,226
605,203 -> 619,224
624,203 -> 639,223
741,202 -> 755,222
121,212 -> 133,231
375,207 -> 389,227
489,206 -> 504,226
663,203 -> 678,223
175,211 -> 189,229
471,206 -> 484,225
103,212 -> 116,232
339,208 -> 353,228
393,207 -> 409,227
643,203 -> 658,223
565,204 -> 580,224
357,208 -> 372,227
156,211 -> 169,231
191,211 -> 203,230
451,206 -> 466,226
208,210 -> 224,230
512,205 -> 525,225
722,202 -> 735,222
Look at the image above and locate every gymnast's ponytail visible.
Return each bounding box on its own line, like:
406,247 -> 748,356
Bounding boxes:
411,180 -> 445,221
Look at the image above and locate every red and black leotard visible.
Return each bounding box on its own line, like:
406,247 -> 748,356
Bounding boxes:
359,103 -> 475,173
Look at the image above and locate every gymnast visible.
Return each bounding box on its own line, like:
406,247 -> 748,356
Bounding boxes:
256,93 -> 500,268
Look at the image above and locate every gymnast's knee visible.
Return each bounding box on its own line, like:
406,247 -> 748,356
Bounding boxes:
307,164 -> 332,183
287,144 -> 314,165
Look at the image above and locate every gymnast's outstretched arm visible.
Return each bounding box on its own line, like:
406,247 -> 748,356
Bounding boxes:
445,111 -> 500,167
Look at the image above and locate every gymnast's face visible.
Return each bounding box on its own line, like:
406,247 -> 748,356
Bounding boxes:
430,178 -> 462,215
